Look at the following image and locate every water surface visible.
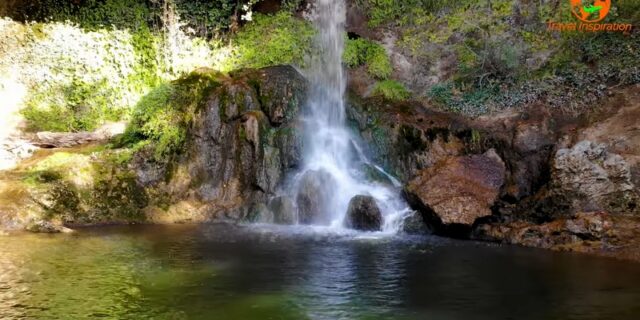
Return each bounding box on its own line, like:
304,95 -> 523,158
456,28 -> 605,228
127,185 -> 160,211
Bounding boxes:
1,224 -> 639,319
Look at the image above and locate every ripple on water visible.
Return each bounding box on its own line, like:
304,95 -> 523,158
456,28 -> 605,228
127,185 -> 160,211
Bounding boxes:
1,224 -> 640,320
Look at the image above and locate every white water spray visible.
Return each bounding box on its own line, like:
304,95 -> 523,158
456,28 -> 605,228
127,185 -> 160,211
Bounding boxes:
288,0 -> 411,233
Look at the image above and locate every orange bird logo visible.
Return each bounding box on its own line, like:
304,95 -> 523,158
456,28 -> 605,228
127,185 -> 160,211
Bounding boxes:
570,0 -> 611,23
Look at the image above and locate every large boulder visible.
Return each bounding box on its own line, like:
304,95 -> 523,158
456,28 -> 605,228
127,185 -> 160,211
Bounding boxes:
295,170 -> 337,225
401,211 -> 430,235
344,195 -> 382,231
404,149 -> 506,232
233,65 -> 307,126
551,140 -> 638,214
268,196 -> 297,225
181,66 -> 307,220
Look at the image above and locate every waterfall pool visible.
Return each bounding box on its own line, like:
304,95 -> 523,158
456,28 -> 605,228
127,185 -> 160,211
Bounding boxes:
1,223 -> 639,319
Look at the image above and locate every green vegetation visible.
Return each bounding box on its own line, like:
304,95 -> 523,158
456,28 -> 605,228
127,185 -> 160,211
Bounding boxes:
1,0 -> 317,133
1,16 -> 166,132
372,80 -> 410,101
344,37 -> 392,79
231,12 -> 315,69
16,147 -> 148,223
357,0 -> 640,115
121,69 -> 222,161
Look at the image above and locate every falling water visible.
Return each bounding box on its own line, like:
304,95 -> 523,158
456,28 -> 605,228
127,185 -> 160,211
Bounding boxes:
290,0 -> 411,232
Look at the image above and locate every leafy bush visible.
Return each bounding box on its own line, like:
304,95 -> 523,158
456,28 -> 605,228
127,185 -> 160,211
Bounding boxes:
372,80 -> 410,101
428,82 -> 453,105
231,12 -> 315,69
122,69 -> 222,160
6,21 -> 158,132
357,0 -> 474,27
343,37 -> 392,79
22,78 -> 125,132
173,0 -> 236,37
282,0 -> 305,12
15,0 -> 151,31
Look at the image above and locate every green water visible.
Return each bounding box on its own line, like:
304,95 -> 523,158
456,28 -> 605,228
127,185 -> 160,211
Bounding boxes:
1,224 -> 640,320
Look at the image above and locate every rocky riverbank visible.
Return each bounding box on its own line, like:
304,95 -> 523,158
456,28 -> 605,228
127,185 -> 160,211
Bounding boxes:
347,83 -> 640,260
0,66 -> 307,231
1,65 -> 638,261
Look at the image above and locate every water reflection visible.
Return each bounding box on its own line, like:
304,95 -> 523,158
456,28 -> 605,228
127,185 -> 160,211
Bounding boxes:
1,224 -> 639,320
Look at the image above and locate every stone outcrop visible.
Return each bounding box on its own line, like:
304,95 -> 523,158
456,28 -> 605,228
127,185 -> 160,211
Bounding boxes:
346,94 -> 468,182
344,195 -> 382,231
473,211 -> 614,251
400,211 -> 430,235
404,149 -> 505,232
550,140 -> 637,214
135,66 -> 308,221
346,86 -> 640,259
268,196 -> 297,225
0,66 -> 308,231
296,169 -> 337,225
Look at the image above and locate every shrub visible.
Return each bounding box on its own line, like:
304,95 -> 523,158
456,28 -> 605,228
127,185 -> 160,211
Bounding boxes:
10,22 -> 159,132
343,37 -> 392,79
428,82 -> 453,105
357,0 -> 474,27
123,69 -> 222,160
372,80 -> 410,101
16,0 -> 151,31
231,12 -> 315,69
173,0 -> 237,37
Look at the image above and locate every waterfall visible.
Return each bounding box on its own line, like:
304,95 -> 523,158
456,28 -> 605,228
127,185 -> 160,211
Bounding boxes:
289,0 -> 411,232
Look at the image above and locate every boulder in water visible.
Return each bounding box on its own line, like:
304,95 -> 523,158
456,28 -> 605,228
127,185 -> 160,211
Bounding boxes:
250,203 -> 274,223
404,149 -> 506,232
268,196 -> 297,225
296,170 -> 337,225
401,211 -> 430,235
344,195 -> 383,231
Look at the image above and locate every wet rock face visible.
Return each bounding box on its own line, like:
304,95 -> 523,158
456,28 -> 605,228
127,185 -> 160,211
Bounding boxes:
268,196 -> 297,225
551,140 -> 638,214
344,195 -> 382,231
473,211 -> 614,249
296,170 -> 337,225
505,122 -> 555,201
346,94 -> 467,182
401,211 -> 430,235
143,65 -> 308,220
404,149 -> 506,232
247,65 -> 307,126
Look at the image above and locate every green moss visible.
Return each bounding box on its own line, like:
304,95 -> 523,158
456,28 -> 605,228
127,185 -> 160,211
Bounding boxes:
344,37 -> 392,79
372,80 -> 410,101
45,181 -> 82,219
21,77 -> 127,132
232,12 -> 315,69
18,147 -> 151,224
122,70 -> 223,161
23,170 -> 63,185
91,166 -> 148,221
